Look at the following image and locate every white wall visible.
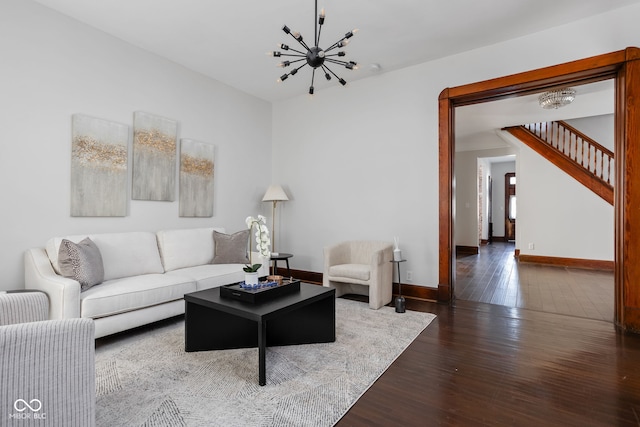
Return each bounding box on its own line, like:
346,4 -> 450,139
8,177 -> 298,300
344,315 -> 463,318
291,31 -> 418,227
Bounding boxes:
501,131 -> 614,261
272,4 -> 638,288
0,1 -> 272,290
455,147 -> 516,247
565,114 -> 614,151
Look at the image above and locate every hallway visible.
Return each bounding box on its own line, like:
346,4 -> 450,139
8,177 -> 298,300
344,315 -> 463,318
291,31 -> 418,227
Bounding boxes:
455,241 -> 614,322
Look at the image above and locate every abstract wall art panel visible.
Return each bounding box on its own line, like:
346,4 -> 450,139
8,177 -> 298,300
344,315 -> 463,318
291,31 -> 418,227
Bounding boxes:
179,139 -> 215,217
71,114 -> 128,217
132,111 -> 178,201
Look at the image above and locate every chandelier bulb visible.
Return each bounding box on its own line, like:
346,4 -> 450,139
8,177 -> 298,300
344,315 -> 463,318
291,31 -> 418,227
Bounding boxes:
324,73 -> 331,81
293,31 -> 302,41
282,25 -> 290,34
268,51 -> 282,57
319,8 -> 325,25
278,61 -> 291,68
339,78 -> 347,86
338,51 -> 346,57
309,86 -> 314,95
345,29 -> 358,39
277,74 -> 288,83
279,44 -> 289,50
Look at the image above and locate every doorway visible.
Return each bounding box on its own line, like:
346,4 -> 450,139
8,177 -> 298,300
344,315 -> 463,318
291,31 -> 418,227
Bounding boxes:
437,47 -> 640,332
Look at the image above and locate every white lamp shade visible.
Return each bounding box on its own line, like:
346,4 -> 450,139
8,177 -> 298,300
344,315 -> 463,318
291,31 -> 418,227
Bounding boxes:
262,185 -> 289,202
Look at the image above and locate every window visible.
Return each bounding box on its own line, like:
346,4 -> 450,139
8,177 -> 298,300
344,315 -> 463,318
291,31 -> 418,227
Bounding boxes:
509,195 -> 516,220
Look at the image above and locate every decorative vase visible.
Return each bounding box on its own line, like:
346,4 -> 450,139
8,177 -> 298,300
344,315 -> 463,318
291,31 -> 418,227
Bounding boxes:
393,248 -> 403,261
245,272 -> 259,286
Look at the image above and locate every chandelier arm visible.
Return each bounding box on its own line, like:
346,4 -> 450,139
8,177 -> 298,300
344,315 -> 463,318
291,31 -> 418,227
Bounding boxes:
324,40 -> 345,53
286,47 -> 307,55
314,0 -> 319,46
299,40 -> 312,51
316,24 -> 323,47
322,64 -> 342,81
311,67 -> 316,87
278,53 -> 307,58
280,58 -> 308,67
325,53 -> 346,57
325,58 -> 350,66
287,32 -> 311,52
291,63 -> 308,74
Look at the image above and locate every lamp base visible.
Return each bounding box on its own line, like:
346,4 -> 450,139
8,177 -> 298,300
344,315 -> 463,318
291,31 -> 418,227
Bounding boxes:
395,296 -> 406,313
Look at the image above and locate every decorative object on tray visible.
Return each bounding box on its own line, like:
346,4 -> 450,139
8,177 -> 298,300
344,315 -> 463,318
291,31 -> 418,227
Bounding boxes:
244,215 -> 271,285
221,279 -> 301,303
239,280 -> 279,290
243,269 -> 260,286
267,275 -> 283,285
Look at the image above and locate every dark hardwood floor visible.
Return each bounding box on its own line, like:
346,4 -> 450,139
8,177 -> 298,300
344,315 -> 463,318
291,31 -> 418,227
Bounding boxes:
336,297 -> 640,426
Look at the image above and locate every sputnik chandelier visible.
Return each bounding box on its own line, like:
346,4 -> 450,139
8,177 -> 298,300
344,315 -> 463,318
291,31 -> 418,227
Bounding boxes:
269,0 -> 358,95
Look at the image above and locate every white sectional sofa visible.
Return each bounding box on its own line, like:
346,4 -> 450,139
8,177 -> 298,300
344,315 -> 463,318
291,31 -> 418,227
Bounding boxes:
24,227 -> 268,338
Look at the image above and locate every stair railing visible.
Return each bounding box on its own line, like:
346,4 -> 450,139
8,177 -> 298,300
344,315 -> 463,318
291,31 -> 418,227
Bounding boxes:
523,121 -> 614,186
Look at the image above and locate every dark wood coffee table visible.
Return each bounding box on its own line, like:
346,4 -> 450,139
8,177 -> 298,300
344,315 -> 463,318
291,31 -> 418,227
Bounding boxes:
184,282 -> 335,386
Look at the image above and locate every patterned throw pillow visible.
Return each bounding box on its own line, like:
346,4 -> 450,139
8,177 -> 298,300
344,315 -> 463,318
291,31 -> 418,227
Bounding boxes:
211,230 -> 251,264
58,237 -> 105,291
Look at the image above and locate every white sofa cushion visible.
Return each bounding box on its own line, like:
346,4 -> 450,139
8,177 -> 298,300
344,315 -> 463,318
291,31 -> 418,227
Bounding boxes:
165,264 -> 245,291
47,232 -> 164,281
157,227 -> 225,272
80,273 -> 196,319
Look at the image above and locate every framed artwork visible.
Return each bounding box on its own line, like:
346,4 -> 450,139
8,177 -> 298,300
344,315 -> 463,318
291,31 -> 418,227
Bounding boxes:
179,139 -> 215,217
71,114 -> 128,217
132,111 -> 178,201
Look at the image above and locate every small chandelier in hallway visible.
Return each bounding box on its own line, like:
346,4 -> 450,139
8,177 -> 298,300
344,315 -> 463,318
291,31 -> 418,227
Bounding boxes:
538,87 -> 576,109
268,0 -> 359,96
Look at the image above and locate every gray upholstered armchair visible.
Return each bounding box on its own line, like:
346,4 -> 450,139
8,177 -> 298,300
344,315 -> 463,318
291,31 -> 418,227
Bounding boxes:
323,241 -> 394,309
0,291 -> 95,427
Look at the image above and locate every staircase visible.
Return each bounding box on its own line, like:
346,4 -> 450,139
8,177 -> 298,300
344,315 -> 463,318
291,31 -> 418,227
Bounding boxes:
504,120 -> 614,205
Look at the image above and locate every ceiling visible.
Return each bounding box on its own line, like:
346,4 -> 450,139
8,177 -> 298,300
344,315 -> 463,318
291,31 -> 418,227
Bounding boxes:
33,0 -> 639,103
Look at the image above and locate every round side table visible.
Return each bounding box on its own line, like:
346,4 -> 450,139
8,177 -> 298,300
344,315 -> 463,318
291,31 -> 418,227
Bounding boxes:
270,253 -> 293,277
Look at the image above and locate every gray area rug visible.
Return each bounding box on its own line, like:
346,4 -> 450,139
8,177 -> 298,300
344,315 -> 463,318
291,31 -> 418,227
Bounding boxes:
95,298 -> 435,426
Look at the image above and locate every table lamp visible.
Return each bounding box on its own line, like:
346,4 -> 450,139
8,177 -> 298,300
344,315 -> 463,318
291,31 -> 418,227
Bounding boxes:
262,185 -> 289,255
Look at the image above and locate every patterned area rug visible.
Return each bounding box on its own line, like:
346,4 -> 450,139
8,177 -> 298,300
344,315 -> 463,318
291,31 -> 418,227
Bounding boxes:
95,298 -> 435,426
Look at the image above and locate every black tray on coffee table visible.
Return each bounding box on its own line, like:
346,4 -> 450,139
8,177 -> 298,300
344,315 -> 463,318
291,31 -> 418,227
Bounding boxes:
220,279 -> 301,303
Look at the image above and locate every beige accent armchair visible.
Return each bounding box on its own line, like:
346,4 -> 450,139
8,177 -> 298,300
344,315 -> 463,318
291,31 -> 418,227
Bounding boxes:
323,241 -> 394,309
0,291 -> 95,427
